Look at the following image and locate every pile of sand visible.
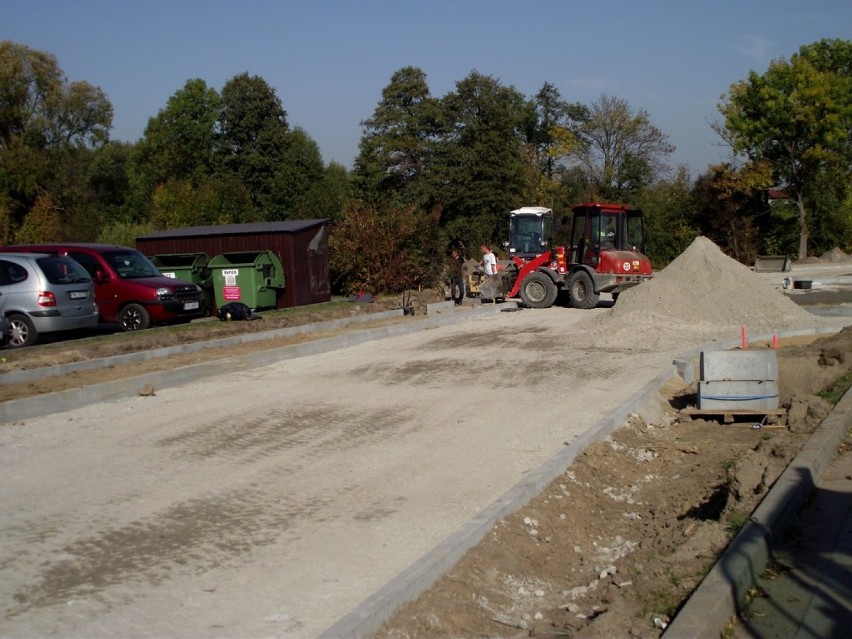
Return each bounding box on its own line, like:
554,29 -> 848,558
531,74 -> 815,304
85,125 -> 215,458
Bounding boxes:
821,247 -> 849,262
587,236 -> 825,350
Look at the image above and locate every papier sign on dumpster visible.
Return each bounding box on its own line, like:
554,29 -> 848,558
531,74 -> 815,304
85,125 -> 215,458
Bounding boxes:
222,269 -> 240,300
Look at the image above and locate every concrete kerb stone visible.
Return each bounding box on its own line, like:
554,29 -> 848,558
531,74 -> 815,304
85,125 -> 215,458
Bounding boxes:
319,324 -> 849,639
663,381 -> 852,638
0,303 -> 502,423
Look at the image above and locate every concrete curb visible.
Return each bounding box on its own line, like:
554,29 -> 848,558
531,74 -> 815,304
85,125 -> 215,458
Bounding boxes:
0,308 -> 406,386
0,304 -> 502,423
318,325 -> 849,639
663,374 -> 852,638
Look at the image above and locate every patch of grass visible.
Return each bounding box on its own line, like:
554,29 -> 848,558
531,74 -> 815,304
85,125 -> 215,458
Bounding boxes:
726,512 -> 750,536
818,370 -> 852,405
640,567 -> 684,623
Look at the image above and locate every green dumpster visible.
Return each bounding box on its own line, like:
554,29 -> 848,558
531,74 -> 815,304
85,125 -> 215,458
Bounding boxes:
208,250 -> 285,310
150,253 -> 213,310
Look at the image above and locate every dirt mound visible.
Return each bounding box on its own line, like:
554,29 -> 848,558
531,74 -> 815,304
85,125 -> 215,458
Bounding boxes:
589,237 -> 824,350
821,247 -> 850,262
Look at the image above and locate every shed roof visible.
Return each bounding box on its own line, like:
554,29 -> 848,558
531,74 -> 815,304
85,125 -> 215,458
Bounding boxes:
137,219 -> 329,241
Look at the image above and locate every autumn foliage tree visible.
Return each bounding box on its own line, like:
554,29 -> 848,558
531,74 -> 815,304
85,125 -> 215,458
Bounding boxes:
14,194 -> 62,243
691,161 -> 773,264
717,39 -> 852,259
329,201 -> 444,295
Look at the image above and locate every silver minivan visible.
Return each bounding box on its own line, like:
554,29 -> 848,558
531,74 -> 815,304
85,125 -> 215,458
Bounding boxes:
0,253 -> 99,348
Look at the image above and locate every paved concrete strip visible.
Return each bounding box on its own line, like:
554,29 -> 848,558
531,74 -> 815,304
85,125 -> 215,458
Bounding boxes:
318,364 -> 678,639
0,305 -> 500,423
664,383 -> 852,639
0,308 -> 407,386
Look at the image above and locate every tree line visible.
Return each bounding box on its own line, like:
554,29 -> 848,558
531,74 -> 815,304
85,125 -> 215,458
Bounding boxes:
1,39 -> 849,295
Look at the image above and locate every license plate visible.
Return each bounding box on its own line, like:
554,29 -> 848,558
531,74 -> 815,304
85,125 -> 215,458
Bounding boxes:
69,291 -> 88,300
183,301 -> 200,310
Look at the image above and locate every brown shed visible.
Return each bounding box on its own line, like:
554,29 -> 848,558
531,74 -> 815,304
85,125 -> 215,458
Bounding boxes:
136,219 -> 330,309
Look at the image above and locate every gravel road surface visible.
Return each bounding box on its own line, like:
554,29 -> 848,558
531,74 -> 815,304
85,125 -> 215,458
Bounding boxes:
0,306 -> 681,638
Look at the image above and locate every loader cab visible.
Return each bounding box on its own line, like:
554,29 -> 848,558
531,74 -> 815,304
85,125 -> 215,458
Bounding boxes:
570,203 -> 642,256
506,206 -> 553,259
569,203 -> 652,275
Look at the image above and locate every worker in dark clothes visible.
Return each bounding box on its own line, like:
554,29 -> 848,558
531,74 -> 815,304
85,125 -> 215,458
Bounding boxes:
446,247 -> 465,305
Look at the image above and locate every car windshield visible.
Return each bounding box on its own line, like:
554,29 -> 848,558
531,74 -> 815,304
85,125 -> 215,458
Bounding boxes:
105,250 -> 162,279
36,256 -> 92,284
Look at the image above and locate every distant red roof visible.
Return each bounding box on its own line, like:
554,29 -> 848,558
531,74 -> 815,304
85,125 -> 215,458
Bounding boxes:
768,189 -> 790,200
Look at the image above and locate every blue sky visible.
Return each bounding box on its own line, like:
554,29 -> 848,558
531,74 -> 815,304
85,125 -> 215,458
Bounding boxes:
2,1 -> 850,175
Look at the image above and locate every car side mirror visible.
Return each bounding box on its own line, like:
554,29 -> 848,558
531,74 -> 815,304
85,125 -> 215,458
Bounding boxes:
95,269 -> 108,283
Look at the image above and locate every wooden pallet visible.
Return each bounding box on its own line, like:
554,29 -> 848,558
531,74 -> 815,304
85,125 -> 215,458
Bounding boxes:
681,408 -> 786,426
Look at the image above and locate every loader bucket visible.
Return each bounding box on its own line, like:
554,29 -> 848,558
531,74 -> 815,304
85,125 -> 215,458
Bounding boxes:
753,255 -> 792,272
476,272 -> 512,300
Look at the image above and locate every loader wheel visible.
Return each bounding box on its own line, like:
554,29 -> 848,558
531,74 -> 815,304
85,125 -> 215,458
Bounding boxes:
568,271 -> 600,309
519,271 -> 558,309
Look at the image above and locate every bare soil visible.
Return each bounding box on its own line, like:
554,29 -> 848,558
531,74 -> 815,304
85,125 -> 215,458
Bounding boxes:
372,326 -> 852,638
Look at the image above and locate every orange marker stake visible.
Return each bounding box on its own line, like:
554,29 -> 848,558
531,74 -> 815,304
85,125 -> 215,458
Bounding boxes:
741,326 -> 747,349
772,334 -> 778,350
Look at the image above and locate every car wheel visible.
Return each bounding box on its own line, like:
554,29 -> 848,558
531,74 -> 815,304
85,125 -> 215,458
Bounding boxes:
119,303 -> 151,331
7,313 -> 38,348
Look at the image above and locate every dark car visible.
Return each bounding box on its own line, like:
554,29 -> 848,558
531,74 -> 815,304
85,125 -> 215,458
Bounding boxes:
0,244 -> 206,331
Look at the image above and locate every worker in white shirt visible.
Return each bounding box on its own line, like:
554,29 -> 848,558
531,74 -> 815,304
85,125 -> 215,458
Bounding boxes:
480,244 -> 497,276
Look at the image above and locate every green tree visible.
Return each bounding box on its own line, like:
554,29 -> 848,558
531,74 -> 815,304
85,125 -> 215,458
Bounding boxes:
0,41 -> 111,151
297,161 -> 350,222
567,94 -> 674,201
429,71 -> 533,246
86,141 -> 134,225
717,38 -> 852,259
274,127 -> 326,217
217,72 -> 289,218
135,79 -> 221,186
98,220 -> 156,247
634,167 -> 699,267
353,66 -> 439,205
0,41 -> 112,238
530,82 -> 588,178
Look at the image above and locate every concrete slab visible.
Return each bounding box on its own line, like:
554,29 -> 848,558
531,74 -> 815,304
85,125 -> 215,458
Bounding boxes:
700,349 -> 779,381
